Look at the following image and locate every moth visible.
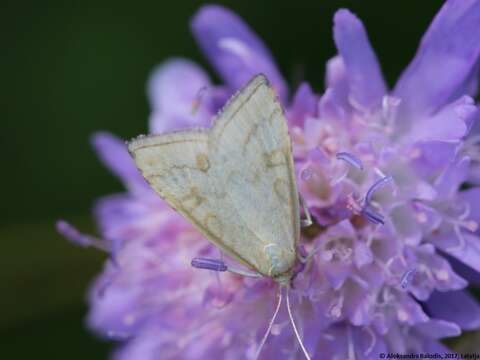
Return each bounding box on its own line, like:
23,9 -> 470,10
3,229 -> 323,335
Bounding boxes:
128,74 -> 311,359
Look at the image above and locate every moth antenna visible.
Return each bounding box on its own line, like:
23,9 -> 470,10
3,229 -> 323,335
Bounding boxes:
286,287 -> 311,360
254,289 -> 283,360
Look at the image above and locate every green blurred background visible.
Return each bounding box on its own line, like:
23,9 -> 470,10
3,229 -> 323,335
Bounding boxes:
5,0 -> 476,358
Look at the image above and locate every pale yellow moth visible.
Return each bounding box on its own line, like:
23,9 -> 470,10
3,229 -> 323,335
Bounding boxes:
128,74 -> 311,359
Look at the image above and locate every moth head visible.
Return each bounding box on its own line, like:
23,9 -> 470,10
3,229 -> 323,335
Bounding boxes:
264,243 -> 295,280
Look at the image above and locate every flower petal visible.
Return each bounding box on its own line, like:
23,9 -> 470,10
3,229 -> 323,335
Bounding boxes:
409,140 -> 457,180
434,156 -> 470,199
324,56 -> 349,112
426,290 -> 480,331
354,241 -> 373,268
459,187 -> 480,225
393,0 -> 480,117
408,96 -> 476,143
147,59 -> 219,134
191,5 -> 288,100
431,232 -> 480,273
318,87 -> 348,123
396,294 -> 429,325
287,82 -> 317,127
415,319 -> 461,339
333,9 -> 386,110
390,204 -> 423,246
448,254 -> 480,287
94,194 -> 180,244
91,132 -> 149,194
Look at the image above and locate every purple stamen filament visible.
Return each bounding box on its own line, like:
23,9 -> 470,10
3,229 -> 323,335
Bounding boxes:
191,257 -> 228,272
336,152 -> 364,170
361,206 -> 385,225
365,175 -> 393,205
400,268 -> 416,289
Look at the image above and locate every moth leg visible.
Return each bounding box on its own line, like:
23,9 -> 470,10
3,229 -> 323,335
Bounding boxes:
227,266 -> 263,278
299,194 -> 312,228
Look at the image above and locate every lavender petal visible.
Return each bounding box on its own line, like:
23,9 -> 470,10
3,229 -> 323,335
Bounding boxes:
333,9 -> 386,110
147,58 -> 217,134
393,0 -> 480,118
191,5 -> 288,101
91,132 -> 149,195
426,290 -> 480,331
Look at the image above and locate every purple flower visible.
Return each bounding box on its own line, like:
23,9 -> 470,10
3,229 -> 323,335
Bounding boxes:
58,2 -> 480,358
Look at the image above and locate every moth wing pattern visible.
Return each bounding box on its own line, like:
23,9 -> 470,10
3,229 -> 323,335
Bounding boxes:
128,75 -> 300,277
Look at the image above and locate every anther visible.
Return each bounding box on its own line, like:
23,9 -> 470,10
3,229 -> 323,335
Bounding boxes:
336,151 -> 364,170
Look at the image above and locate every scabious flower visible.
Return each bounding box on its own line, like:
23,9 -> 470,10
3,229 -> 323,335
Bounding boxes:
58,1 -> 480,358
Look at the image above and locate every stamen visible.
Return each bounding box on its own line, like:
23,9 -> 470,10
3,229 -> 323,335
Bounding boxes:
382,95 -> 402,122
330,169 -> 349,186
192,257 -> 262,278
448,226 -> 467,252
435,269 -> 449,281
351,274 -> 369,290
299,195 -> 312,227
322,332 -> 335,341
56,220 -> 110,252
336,152 -> 364,170
373,167 -> 387,178
400,268 -> 416,289
191,86 -> 208,115
415,212 -> 428,223
361,206 -> 385,225
362,326 -> 376,356
347,326 -> 356,360
347,193 -> 363,214
191,257 -> 227,272
327,294 -> 344,319
397,308 -> 409,322
365,175 -> 393,205
464,220 -> 479,232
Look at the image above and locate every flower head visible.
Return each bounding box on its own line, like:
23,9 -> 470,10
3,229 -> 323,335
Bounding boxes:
59,1 -> 480,358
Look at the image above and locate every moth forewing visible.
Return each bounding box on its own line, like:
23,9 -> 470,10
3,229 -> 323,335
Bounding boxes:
209,76 -> 300,279
127,130 -> 255,271
128,74 -> 300,281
